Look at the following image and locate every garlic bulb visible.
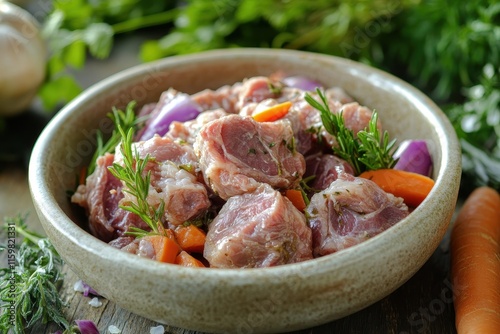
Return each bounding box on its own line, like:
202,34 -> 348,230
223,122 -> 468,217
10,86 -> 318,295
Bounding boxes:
0,1 -> 46,116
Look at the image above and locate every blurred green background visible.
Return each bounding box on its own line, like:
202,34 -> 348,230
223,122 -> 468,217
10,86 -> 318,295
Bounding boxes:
1,0 -> 499,195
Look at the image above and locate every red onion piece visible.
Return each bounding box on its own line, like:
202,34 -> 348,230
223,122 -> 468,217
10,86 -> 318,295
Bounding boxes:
82,281 -> 100,297
138,93 -> 202,141
282,76 -> 323,91
393,140 -> 433,177
74,320 -> 100,334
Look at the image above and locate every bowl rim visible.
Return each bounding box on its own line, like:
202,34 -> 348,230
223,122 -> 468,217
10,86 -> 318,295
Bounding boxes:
28,47 -> 461,280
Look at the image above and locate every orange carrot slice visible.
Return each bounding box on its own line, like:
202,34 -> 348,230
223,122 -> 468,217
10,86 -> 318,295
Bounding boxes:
359,168 -> 434,208
79,166 -> 87,185
143,234 -> 180,264
174,225 -> 206,253
285,189 -> 307,212
175,251 -> 206,267
252,101 -> 292,122
450,187 -> 500,333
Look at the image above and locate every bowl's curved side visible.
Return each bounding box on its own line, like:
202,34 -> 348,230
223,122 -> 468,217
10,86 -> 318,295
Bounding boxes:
28,48 -> 461,333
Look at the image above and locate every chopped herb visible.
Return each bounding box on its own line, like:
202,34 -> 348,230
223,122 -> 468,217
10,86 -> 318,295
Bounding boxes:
107,127 -> 166,238
305,89 -> 398,174
179,164 -> 195,174
248,148 -> 257,155
268,142 -> 276,148
268,81 -> 283,95
284,137 -> 297,154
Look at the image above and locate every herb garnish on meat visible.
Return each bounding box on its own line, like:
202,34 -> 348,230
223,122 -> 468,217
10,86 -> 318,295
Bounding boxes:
305,89 -> 397,175
107,127 -> 166,238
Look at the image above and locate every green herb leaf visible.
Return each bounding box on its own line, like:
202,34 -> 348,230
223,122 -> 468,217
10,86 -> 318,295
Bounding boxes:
82,23 -> 114,59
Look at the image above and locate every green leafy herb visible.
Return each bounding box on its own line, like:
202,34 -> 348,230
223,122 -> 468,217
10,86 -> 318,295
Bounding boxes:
445,63 -> 500,190
305,89 -> 397,175
107,127 -> 166,238
39,0 -> 178,110
0,214 -> 68,334
39,0 -> 413,111
87,101 -> 141,176
373,0 -> 500,102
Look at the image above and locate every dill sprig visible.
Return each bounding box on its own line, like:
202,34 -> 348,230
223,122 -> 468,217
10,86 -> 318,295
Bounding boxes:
107,127 -> 166,238
304,89 -> 397,175
87,101 -> 142,176
0,214 -> 68,334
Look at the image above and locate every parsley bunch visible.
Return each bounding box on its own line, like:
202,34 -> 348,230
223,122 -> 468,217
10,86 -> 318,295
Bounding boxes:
373,0 -> 499,103
38,0 -> 414,111
445,64 -> 500,190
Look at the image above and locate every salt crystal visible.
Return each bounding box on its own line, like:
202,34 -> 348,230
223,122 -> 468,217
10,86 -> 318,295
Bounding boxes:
88,297 -> 102,307
150,325 -> 165,334
108,325 -> 121,333
73,280 -> 85,293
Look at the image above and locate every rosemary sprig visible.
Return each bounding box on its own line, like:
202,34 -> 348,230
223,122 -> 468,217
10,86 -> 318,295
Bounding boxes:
107,127 -> 166,238
304,89 -> 397,175
0,214 -> 68,334
357,112 -> 398,171
87,101 -> 142,176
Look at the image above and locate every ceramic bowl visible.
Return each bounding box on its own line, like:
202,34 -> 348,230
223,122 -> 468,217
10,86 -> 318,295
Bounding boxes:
29,48 -> 461,333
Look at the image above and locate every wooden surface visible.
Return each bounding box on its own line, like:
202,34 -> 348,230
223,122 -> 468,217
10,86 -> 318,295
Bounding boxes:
0,162 -> 458,334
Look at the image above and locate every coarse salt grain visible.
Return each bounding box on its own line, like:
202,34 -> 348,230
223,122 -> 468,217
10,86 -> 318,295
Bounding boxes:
88,297 -> 102,307
108,325 -> 121,333
73,279 -> 85,293
150,325 -> 165,334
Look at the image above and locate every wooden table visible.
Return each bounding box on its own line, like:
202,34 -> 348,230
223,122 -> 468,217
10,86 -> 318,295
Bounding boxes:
1,161 -> 458,333
0,29 -> 458,333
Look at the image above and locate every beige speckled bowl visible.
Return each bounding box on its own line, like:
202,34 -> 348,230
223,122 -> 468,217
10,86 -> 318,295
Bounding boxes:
29,49 -> 461,333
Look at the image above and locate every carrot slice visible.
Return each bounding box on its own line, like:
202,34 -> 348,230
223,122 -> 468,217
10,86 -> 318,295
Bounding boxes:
175,251 -> 206,267
252,101 -> 292,122
450,187 -> 500,333
285,189 -> 307,212
143,234 -> 180,264
359,169 -> 434,207
174,225 -> 206,253
79,166 -> 87,185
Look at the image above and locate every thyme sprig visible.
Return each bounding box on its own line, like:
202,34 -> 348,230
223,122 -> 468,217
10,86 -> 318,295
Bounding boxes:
107,127 -> 166,238
0,214 -> 68,334
305,89 -> 398,175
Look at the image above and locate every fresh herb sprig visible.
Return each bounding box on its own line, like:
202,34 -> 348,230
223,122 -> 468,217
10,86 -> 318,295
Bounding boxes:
87,101 -> 141,176
107,127 -> 166,238
357,112 -> 398,171
305,89 -> 397,175
0,214 -> 68,334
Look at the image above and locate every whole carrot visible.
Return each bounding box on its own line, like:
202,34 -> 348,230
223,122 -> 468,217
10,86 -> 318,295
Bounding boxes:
450,186 -> 500,334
